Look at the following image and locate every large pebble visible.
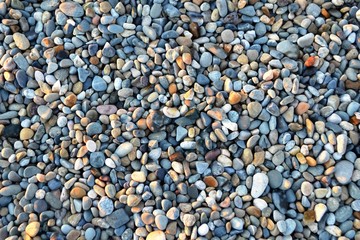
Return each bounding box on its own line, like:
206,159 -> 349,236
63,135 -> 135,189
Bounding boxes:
115,142 -> 133,157
13,33 -> 30,50
251,173 -> 268,198
59,2 -> 84,17
335,161 -> 354,184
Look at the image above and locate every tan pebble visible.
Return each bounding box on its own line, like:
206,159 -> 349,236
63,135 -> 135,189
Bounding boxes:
20,128 -> 34,140
228,91 -> 242,105
237,54 -> 249,64
296,153 -> 307,164
70,187 -> 86,198
136,119 -> 147,129
306,156 -> 317,166
146,230 -> 166,240
72,82 -> 83,94
182,53 -> 192,65
131,171 -> 146,182
13,32 -> 30,50
25,222 -> 40,237
127,194 -> 142,207
99,2 -> 112,13
64,93 -> 77,107
176,56 -> 185,70
163,107 -> 180,118
246,206 -> 261,217
267,218 -> 275,230
168,83 -> 177,95
141,213 -> 155,225
263,70 -> 273,81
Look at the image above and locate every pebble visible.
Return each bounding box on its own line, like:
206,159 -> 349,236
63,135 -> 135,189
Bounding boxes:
183,214 -> 196,227
37,105 -> 52,121
268,170 -> 283,188
335,161 -> 354,184
231,217 -> 244,230
106,209 -> 130,228
98,197 -> 114,217
251,173 -> 268,198
115,142 -> 133,157
297,33 -> 314,48
248,102 -> 262,118
146,231 -> 166,240
59,2 -> 84,17
155,215 -> 168,230
0,185 -> 22,196
26,222 -> 40,237
221,29 -> 234,43
89,152 -> 105,168
301,181 -> 314,196
277,40 -> 299,59
131,171 -> 146,182
314,203 -> 327,221
13,33 -> 30,50
336,134 -> 347,155
92,76 -> 107,91
86,122 -> 102,136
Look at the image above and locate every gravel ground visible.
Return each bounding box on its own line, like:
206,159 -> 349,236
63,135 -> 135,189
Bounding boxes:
0,0 -> 360,239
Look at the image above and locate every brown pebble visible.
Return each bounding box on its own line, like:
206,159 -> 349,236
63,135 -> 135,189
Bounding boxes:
90,56 -> 99,65
350,115 -> 360,125
303,210 -> 315,225
295,102 -> 310,115
228,91 -> 242,105
70,187 -> 86,198
205,149 -> 221,161
246,206 -> 261,217
169,152 -> 185,162
176,56 -> 185,70
64,93 -> 77,107
203,176 -> 218,187
189,22 -> 200,38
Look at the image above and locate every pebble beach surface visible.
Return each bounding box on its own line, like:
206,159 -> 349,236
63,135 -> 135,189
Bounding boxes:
0,0 -> 360,239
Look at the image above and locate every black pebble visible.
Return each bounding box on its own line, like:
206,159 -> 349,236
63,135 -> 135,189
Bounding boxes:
2,124 -> 21,138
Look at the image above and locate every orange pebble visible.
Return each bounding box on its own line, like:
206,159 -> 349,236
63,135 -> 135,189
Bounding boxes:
350,115 -> 360,125
204,176 -> 218,187
168,83 -> 177,95
305,56 -> 315,67
321,8 -> 330,18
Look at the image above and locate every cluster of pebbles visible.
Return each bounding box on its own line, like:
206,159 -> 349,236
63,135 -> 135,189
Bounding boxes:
0,0 -> 360,239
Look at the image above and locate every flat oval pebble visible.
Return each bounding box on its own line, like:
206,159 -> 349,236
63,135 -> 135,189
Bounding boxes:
162,107 -> 180,118
251,173 -> 268,198
13,33 -> 30,50
96,105 -> 117,115
115,142 -> 133,157
59,2 -> 84,17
